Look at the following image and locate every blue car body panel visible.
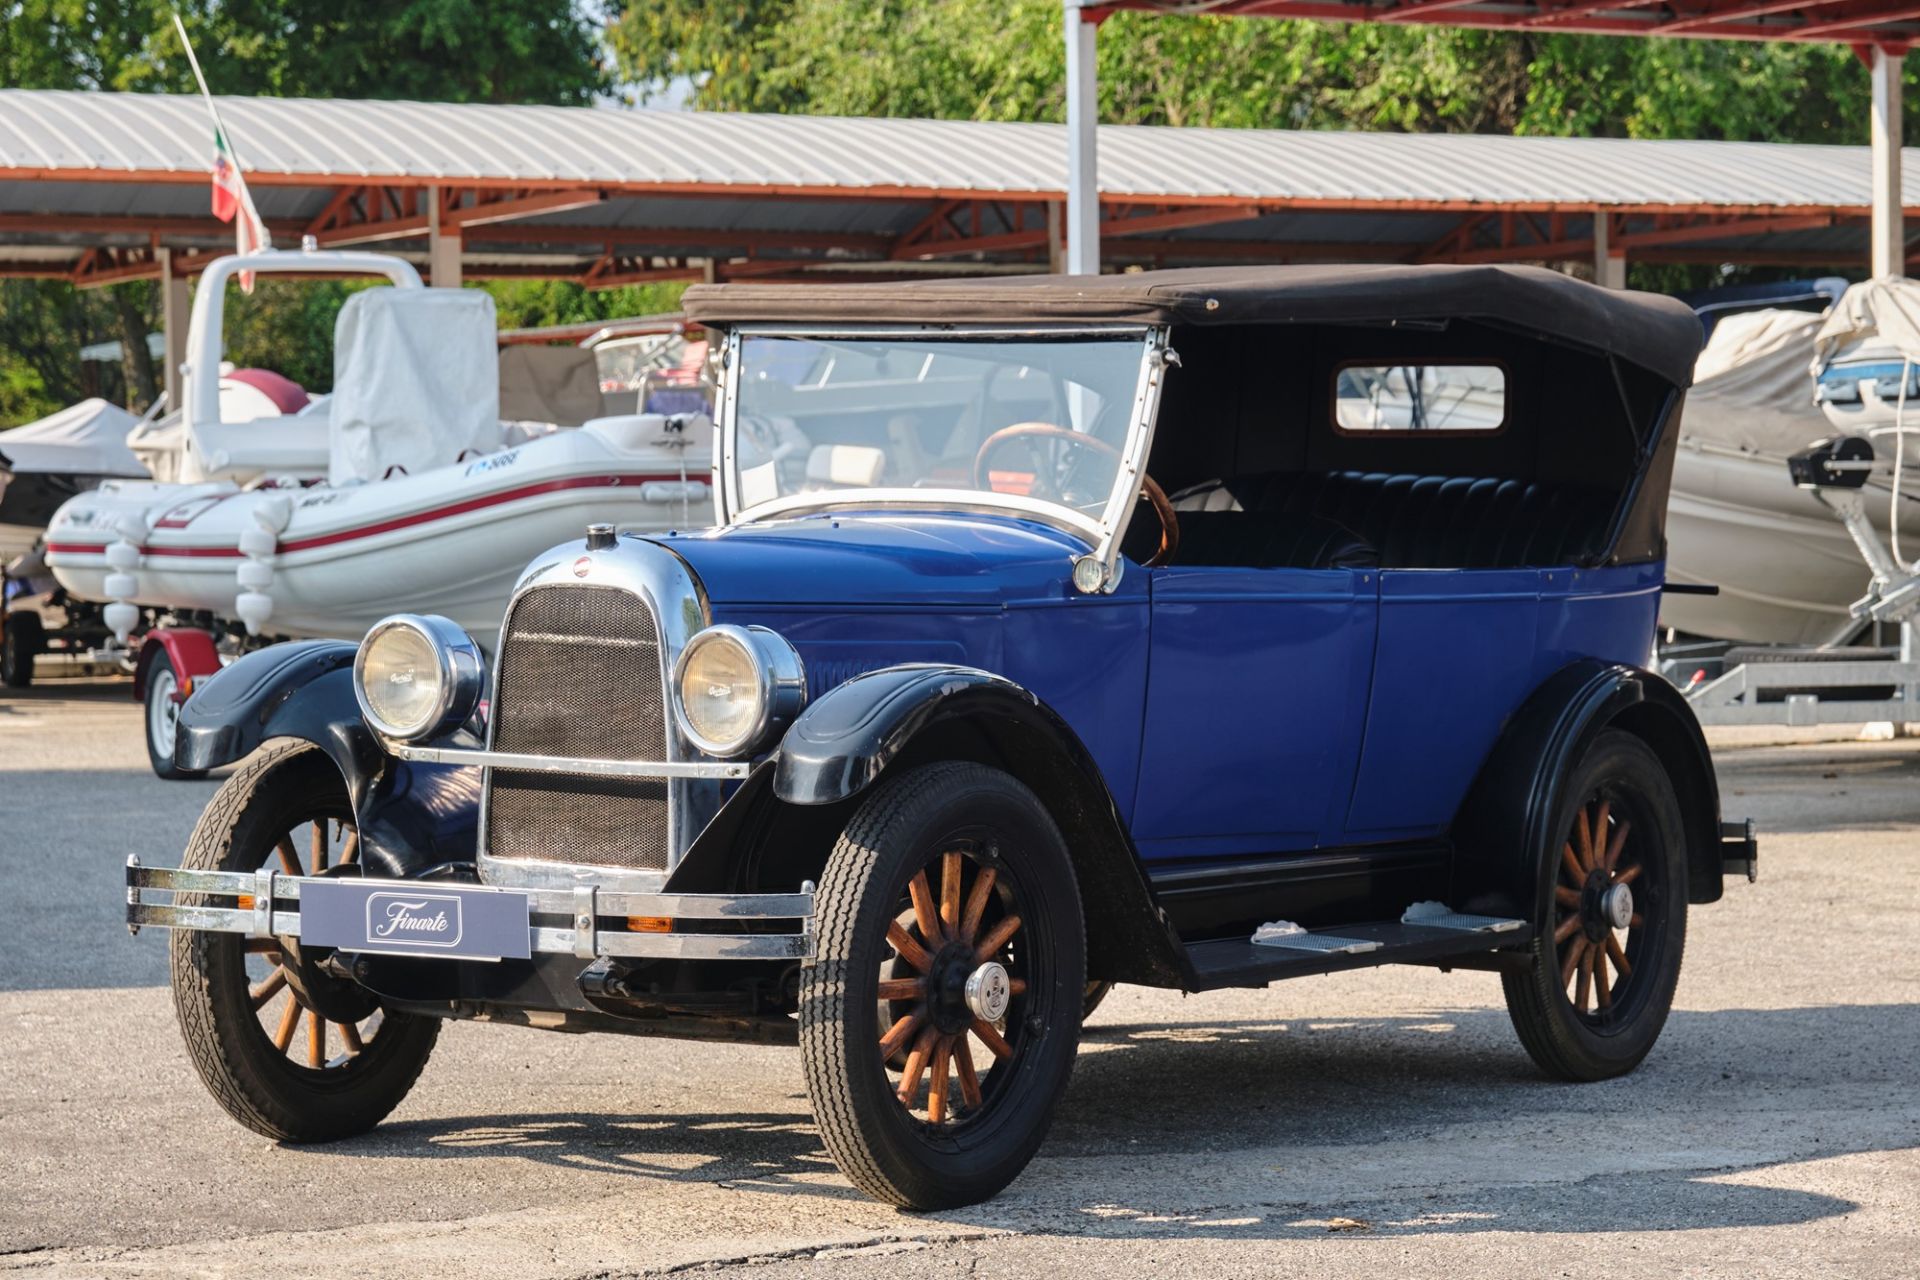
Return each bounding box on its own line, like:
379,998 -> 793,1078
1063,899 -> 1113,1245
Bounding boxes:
665,512 -> 1155,822
660,515 -> 1665,870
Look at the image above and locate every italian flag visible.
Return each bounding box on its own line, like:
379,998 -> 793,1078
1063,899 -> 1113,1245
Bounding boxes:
210,126 -> 270,291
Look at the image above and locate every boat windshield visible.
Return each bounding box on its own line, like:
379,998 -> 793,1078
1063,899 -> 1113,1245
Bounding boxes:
725,330 -> 1152,534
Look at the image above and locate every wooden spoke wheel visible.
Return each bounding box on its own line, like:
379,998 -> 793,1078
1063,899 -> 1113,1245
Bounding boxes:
1552,796 -> 1644,1022
1503,729 -> 1687,1083
877,845 -> 1031,1127
170,742 -> 439,1142
242,817 -> 382,1073
801,762 -> 1085,1210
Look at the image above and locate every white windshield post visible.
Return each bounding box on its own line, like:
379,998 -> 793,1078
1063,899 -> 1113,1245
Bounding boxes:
1076,326 -> 1174,593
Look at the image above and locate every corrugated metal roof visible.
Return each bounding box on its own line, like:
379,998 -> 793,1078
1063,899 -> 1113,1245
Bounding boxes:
0,88 -> 1907,212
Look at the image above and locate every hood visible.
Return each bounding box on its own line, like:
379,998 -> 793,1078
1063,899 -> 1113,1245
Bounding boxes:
653,510 -> 1088,608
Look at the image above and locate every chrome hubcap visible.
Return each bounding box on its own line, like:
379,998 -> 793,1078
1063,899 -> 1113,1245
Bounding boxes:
1601,882 -> 1634,931
964,961 -> 1011,1022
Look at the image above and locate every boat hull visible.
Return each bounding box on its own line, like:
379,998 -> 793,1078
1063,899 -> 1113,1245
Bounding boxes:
1660,444 -> 1896,646
45,420 -> 711,648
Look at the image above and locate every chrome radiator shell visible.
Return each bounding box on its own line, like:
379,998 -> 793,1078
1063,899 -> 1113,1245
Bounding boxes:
476,538 -> 719,892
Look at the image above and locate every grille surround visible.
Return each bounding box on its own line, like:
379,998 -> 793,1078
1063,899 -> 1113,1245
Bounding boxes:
483,582 -> 676,875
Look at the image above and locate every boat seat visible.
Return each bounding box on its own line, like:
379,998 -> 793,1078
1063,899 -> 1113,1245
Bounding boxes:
1171,471 -> 1615,570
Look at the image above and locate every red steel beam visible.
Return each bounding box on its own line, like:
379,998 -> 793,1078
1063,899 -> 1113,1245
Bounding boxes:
1656,0 -> 1853,33
1382,0 -> 1496,20
443,188 -> 606,230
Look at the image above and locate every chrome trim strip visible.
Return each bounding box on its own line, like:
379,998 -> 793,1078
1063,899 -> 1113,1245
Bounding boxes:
733,489 -> 1104,542
123,864 -> 812,961
392,742 -> 750,781
126,864 -> 811,919
530,928 -> 810,961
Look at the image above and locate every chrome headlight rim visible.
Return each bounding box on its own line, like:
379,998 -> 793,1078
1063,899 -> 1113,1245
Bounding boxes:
672,623 -> 806,759
353,613 -> 485,742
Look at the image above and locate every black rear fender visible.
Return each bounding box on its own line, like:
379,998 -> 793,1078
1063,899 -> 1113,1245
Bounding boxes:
1451,659 -> 1728,922
665,665 -> 1188,988
175,640 -> 478,877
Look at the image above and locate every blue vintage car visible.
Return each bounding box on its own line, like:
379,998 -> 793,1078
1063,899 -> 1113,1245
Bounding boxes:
128,265 -> 1756,1209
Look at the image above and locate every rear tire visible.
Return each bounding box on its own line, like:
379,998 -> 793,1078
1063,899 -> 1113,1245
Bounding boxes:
1502,730 -> 1688,1082
2,612 -> 40,687
170,741 -> 439,1141
145,652 -> 207,780
800,762 -> 1085,1209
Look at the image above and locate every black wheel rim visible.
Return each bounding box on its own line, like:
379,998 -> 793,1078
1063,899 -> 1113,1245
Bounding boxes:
1551,785 -> 1667,1031
873,833 -> 1051,1131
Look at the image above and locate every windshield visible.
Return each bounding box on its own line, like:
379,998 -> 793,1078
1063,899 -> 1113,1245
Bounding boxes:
725,331 -> 1151,531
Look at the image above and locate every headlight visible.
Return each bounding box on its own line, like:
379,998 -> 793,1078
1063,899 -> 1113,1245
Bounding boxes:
673,624 -> 805,758
353,614 -> 484,741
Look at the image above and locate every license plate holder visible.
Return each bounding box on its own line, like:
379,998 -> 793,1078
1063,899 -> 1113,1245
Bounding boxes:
300,880 -> 532,961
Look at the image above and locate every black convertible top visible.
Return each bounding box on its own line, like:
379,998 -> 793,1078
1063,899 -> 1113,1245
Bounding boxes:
683,263 -> 1702,387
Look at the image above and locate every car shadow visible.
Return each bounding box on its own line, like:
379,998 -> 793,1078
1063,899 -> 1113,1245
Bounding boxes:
318,1000 -> 1913,1237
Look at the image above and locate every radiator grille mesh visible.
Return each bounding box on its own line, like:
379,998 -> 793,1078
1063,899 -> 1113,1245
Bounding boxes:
485,585 -> 670,871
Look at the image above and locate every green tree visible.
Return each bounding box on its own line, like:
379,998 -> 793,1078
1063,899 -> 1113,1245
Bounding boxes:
611,0 -> 1881,143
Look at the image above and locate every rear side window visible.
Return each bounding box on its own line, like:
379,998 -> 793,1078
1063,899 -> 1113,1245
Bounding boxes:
1333,362 -> 1507,435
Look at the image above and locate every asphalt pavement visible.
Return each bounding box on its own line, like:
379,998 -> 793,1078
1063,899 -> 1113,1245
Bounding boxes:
1,679 -> 1915,1278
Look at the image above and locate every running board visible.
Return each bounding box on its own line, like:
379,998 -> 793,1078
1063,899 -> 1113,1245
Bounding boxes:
1183,915 -> 1532,992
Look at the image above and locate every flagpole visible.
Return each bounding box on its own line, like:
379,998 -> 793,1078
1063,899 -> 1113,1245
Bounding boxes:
170,12 -> 242,169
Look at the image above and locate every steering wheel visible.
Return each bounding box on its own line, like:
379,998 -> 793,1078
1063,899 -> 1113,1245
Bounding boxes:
972,422 -> 1179,568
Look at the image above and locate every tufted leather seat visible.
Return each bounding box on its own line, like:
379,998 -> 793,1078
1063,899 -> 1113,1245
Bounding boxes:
1166,471 -> 1615,570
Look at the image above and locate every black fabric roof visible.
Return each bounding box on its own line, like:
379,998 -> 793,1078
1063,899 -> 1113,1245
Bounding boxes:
684,263 -> 1702,387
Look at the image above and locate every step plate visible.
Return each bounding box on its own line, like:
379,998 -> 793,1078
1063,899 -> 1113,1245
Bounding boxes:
1401,902 -> 1525,934
1184,918 -> 1535,992
1253,931 -> 1383,956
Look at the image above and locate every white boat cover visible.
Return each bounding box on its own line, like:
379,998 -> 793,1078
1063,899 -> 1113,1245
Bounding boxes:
0,398 -> 146,477
1682,309 -> 1832,460
498,345 -> 608,427
328,288 -> 501,485
1813,277 -> 1920,374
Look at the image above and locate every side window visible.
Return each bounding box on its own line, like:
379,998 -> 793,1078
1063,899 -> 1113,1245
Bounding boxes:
1333,363 -> 1507,434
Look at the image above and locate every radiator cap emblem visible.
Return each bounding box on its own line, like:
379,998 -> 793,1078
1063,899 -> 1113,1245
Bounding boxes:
572,556 -> 592,578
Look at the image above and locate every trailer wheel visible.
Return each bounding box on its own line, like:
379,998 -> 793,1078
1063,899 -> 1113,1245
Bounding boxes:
170,741 -> 440,1142
145,652 -> 207,780
800,762 -> 1085,1209
2,612 -> 40,687
1502,729 -> 1688,1082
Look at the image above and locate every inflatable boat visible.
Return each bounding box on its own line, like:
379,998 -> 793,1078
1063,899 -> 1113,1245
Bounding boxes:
44,246 -> 715,649
45,412 -> 709,648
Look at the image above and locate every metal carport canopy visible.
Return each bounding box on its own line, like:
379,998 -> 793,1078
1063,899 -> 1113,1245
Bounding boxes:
1,87 -> 1916,290
1068,0 -> 1914,278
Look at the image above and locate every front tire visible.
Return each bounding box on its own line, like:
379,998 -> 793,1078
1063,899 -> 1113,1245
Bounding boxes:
145,652 -> 207,780
1502,729 -> 1688,1082
170,741 -> 439,1141
800,762 -> 1086,1209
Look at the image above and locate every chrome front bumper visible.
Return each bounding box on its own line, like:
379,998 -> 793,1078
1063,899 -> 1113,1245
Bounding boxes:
124,857 -> 813,962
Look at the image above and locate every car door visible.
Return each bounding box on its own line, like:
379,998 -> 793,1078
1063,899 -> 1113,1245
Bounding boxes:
1128,563 -> 1379,863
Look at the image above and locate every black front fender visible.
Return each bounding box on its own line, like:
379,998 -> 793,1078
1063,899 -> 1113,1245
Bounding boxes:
176,640 -> 479,877
765,664 -> 1188,987
774,665 -> 1038,806
1451,660 -> 1728,922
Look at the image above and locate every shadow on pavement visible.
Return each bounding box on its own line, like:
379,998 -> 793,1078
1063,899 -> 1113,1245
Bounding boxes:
308,1002 -> 1912,1237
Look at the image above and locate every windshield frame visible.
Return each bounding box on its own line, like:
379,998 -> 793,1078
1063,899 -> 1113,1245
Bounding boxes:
715,322 -> 1173,584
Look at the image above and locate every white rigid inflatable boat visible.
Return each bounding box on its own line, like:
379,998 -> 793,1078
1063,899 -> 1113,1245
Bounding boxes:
46,414 -> 708,648
43,247 -> 713,649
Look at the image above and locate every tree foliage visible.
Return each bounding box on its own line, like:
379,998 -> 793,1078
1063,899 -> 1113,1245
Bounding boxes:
610,0 -> 1883,144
